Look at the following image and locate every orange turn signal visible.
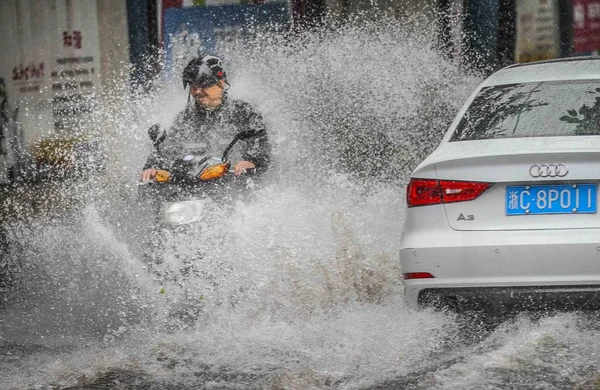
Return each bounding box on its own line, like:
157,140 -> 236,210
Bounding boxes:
155,170 -> 171,183
199,163 -> 230,181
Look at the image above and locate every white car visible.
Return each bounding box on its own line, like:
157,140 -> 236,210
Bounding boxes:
400,57 -> 600,311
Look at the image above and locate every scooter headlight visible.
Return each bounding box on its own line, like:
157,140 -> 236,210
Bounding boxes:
161,200 -> 205,225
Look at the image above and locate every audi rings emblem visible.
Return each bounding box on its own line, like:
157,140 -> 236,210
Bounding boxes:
529,163 -> 569,178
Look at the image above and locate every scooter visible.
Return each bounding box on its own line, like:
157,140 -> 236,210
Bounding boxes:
137,124 -> 259,227
136,125 -> 260,308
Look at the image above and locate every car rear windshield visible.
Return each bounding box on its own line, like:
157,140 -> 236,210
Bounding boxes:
451,80 -> 600,141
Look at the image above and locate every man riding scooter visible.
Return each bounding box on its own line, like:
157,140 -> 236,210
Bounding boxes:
141,54 -> 271,181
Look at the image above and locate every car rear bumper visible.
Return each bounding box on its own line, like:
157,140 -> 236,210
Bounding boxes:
417,285 -> 600,311
400,227 -> 600,309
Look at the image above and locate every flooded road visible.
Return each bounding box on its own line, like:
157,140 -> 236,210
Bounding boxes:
2,15 -> 600,390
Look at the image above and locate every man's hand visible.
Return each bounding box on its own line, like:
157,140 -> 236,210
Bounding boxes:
234,161 -> 256,176
141,168 -> 157,181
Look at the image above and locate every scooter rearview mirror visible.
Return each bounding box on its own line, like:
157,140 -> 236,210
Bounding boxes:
148,124 -> 167,147
221,129 -> 264,161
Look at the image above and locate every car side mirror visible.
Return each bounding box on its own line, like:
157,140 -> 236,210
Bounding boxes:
148,124 -> 166,147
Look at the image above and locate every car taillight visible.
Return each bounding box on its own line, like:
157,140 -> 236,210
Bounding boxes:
407,179 -> 442,207
407,178 -> 492,207
403,272 -> 435,280
438,180 -> 492,204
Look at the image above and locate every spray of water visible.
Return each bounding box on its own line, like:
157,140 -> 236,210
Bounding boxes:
6,12 -> 599,390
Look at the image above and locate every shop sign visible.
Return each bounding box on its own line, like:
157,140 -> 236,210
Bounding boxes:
573,0 -> 600,53
515,0 -> 561,63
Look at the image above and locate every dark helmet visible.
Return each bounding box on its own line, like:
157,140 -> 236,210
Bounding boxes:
182,55 -> 227,89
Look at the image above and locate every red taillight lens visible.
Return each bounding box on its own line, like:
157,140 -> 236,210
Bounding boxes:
407,179 -> 442,207
407,178 -> 492,207
403,272 -> 435,280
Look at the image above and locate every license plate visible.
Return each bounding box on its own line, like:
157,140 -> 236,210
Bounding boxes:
506,184 -> 597,215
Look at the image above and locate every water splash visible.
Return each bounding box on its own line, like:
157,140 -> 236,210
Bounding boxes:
2,12 -> 562,390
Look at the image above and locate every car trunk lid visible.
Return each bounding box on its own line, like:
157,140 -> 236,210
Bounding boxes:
421,138 -> 600,231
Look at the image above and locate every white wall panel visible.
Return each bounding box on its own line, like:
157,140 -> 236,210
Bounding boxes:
0,0 -> 102,144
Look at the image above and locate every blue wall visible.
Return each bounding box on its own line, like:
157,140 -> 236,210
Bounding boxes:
464,0 -> 500,71
127,0 -> 154,85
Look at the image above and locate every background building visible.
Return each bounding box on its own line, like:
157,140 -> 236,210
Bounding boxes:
0,0 -> 130,182
437,0 -> 600,73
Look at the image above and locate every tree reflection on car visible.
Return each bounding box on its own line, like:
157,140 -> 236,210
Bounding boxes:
559,87 -> 600,136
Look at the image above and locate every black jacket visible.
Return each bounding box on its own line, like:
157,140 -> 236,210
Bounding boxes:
144,99 -> 271,172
